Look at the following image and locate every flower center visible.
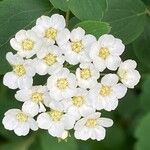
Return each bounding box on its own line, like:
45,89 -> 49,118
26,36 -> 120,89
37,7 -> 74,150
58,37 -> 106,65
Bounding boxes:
99,85 -> 112,96
45,28 -> 57,40
43,53 -> 57,66
80,68 -> 91,80
99,47 -> 110,59
71,41 -> 83,53
49,110 -> 63,122
31,92 -> 43,103
72,96 -> 84,107
13,64 -> 26,76
118,70 -> 127,80
85,119 -> 97,128
57,78 -> 68,90
16,112 -> 28,122
22,39 -> 34,51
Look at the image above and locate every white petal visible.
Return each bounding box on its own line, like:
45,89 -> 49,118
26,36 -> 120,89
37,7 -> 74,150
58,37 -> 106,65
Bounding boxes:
101,74 -> 119,86
18,76 -> 33,89
70,27 -> 85,41
120,59 -> 137,70
3,72 -> 18,89
28,118 -> 38,131
2,115 -> 18,130
56,28 -> 70,46
37,113 -> 52,129
106,55 -> 121,70
62,114 -> 75,129
74,118 -> 87,130
39,102 -> 46,113
80,105 -> 95,117
4,109 -> 21,116
113,83 -> 127,99
98,118 -> 113,127
93,57 -> 106,72
48,122 -> 65,137
95,126 -> 106,141
14,122 -> 30,136
22,101 -> 39,117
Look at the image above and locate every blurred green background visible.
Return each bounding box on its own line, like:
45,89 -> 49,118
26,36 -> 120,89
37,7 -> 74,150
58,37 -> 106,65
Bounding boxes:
0,0 -> 150,149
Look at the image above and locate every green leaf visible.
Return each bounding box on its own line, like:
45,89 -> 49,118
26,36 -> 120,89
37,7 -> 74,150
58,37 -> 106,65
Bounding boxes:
0,0 -> 53,74
103,0 -> 146,44
133,16 -> 150,69
75,21 -> 111,38
139,76 -> 150,113
40,131 -> 78,150
134,113 -> 150,150
69,0 -> 107,21
49,0 -> 68,11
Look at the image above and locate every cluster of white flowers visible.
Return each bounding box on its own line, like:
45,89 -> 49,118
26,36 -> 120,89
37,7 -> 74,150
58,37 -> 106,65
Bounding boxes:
2,14 -> 141,141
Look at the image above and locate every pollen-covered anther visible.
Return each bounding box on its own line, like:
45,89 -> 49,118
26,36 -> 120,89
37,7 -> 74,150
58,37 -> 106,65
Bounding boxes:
85,119 -> 97,128
43,53 -> 57,66
13,64 -> 26,76
45,28 -> 57,40
99,85 -> 112,96
16,112 -> 28,122
31,92 -> 43,103
99,47 -> 110,59
71,41 -> 83,53
57,78 -> 68,90
49,110 -> 63,122
80,68 -> 91,80
22,39 -> 34,51
72,96 -> 84,107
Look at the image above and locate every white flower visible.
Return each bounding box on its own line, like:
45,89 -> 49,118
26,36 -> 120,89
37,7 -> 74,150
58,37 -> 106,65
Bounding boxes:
37,101 -> 75,138
61,27 -> 96,65
90,34 -> 125,71
117,59 -> 141,88
47,68 -> 77,101
10,29 -> 42,58
32,14 -> 70,46
3,52 -> 35,89
2,109 -> 38,136
76,63 -> 100,89
34,45 -> 64,75
62,88 -> 95,121
74,112 -> 113,141
88,74 -> 127,111
15,85 -> 51,117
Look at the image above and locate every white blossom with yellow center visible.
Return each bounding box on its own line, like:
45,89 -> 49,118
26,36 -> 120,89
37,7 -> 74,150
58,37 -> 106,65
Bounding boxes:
47,68 -> 77,101
76,63 -> 100,89
15,85 -> 51,117
117,59 -> 141,88
32,14 -> 70,46
61,27 -> 96,65
88,74 -> 127,111
74,112 -> 113,141
89,34 -> 125,72
3,52 -> 35,89
62,88 -> 95,120
2,109 -> 38,136
10,29 -> 42,58
35,45 -> 64,75
37,101 -> 75,138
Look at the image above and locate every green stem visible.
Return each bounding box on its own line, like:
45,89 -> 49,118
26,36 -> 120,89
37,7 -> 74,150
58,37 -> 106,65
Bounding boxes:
65,10 -> 70,27
146,8 -> 150,16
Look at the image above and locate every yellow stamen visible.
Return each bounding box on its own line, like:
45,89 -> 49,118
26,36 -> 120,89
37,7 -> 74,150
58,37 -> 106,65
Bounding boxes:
85,119 -> 97,128
13,64 -> 26,76
80,68 -> 91,80
57,78 -> 68,90
48,110 -> 63,122
99,47 -> 110,59
43,53 -> 57,66
72,96 -> 84,107
16,112 -> 28,122
22,39 -> 34,51
45,28 -> 57,40
71,41 -> 83,53
99,85 -> 112,96
31,92 -> 43,103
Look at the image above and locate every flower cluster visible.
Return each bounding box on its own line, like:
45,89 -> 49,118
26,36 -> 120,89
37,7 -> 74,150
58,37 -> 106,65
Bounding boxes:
2,14 -> 141,141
